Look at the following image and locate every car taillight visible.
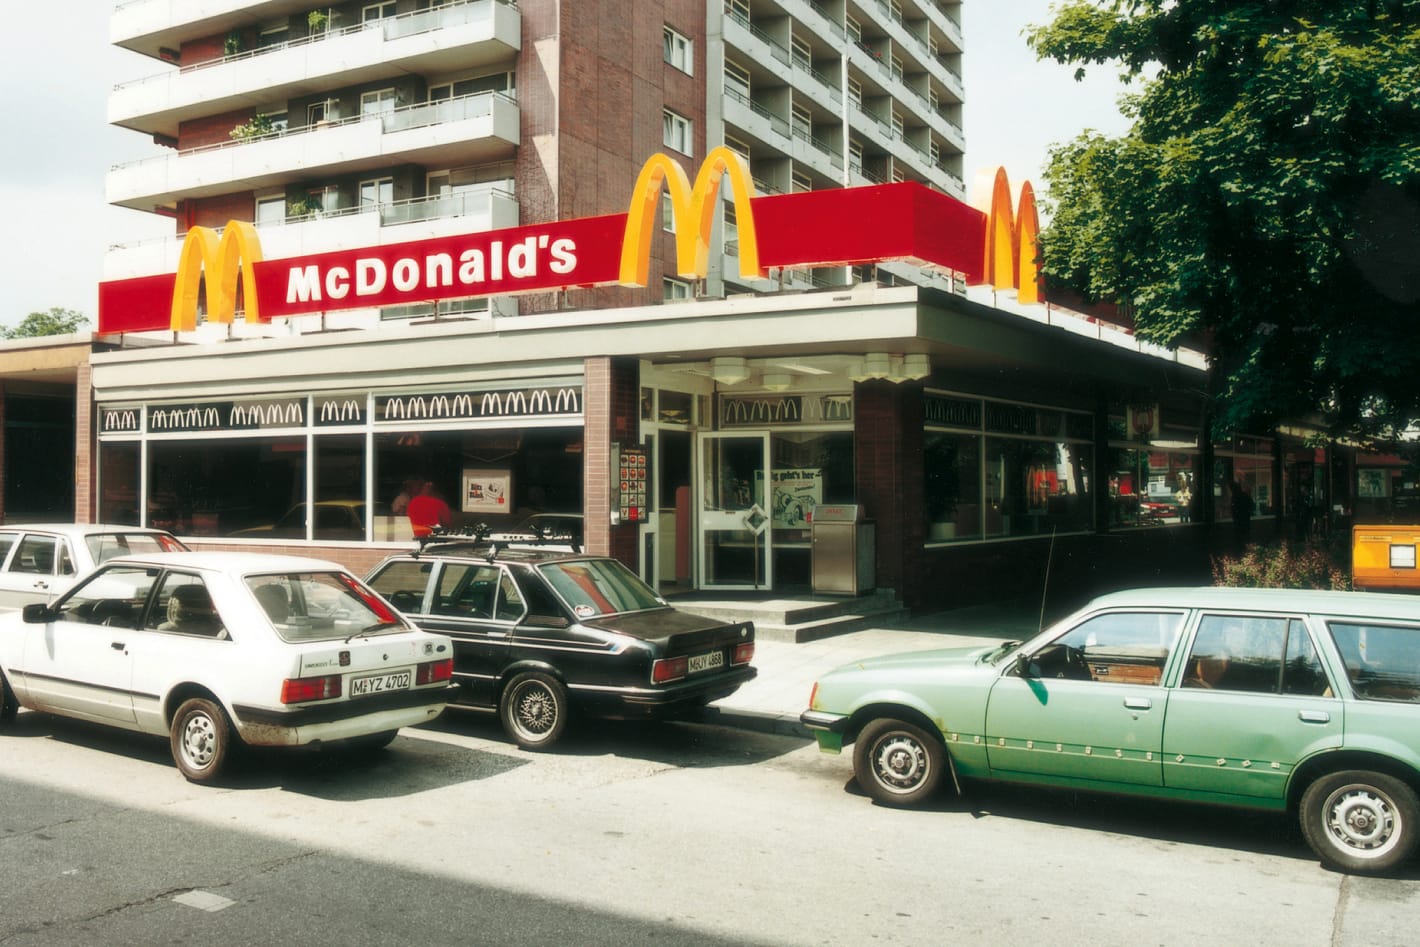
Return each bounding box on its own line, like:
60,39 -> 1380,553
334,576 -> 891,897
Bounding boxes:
652,655 -> 688,684
281,674 -> 342,704
417,658 -> 453,685
731,642 -> 755,665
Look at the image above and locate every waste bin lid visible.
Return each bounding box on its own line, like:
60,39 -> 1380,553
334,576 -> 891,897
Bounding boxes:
812,503 -> 862,523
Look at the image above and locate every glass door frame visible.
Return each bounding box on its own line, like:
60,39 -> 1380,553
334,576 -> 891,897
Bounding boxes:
696,430 -> 773,591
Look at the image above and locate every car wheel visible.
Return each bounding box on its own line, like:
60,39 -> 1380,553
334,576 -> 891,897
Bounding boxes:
853,717 -> 945,806
0,668 -> 17,726
170,697 -> 234,784
1300,770 -> 1420,874
499,671 -> 568,750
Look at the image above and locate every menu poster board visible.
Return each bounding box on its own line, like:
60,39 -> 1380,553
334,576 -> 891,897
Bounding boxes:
767,468 -> 823,527
462,468 -> 511,513
616,446 -> 649,522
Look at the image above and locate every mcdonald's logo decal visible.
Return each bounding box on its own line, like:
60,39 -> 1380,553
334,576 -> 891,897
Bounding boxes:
99,152 -> 1031,335
619,146 -> 762,286
171,221 -> 264,330
979,168 -> 1041,304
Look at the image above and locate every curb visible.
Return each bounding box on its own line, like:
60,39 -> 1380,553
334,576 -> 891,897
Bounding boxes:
700,705 -> 814,740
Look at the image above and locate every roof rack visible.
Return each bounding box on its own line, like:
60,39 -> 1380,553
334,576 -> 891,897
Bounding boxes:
413,523 -> 583,560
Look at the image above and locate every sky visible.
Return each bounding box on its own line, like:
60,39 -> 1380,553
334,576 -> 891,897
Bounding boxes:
0,1 -> 1131,331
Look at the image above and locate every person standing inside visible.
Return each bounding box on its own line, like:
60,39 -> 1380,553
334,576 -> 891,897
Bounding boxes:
407,481 -> 453,538
1231,480 -> 1253,548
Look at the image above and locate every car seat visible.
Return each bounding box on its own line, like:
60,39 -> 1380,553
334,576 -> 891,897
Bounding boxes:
253,583 -> 290,623
160,584 -> 226,638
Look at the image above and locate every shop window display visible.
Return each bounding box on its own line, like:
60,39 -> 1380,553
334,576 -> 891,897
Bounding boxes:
146,437 -> 306,537
986,439 -> 1092,538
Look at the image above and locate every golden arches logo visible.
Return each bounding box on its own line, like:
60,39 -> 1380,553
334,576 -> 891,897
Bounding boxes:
619,146 -> 764,287
980,168 -> 1041,304
170,220 -> 264,330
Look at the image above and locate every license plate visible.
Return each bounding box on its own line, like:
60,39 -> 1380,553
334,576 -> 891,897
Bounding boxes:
350,670 -> 411,697
687,650 -> 724,674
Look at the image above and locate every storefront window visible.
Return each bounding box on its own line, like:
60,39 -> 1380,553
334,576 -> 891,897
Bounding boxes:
1108,447 -> 1198,527
1216,438 -> 1275,521
147,437 -> 306,537
373,427 -> 583,537
925,431 -> 980,541
98,443 -> 141,526
986,439 -> 1092,538
313,434 -> 367,541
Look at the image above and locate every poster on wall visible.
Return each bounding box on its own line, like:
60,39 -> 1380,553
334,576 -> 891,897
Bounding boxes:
763,468 -> 823,528
462,468 -> 511,513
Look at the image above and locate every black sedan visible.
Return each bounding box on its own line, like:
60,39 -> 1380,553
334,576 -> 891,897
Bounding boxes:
365,539 -> 755,749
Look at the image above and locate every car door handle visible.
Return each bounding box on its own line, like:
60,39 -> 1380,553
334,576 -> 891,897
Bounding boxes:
110,641 -> 126,651
1124,697 -> 1152,710
484,630 -> 508,639
1299,710 -> 1331,724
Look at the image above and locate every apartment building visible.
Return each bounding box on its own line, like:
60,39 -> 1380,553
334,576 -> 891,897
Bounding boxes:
87,1 -> 1269,614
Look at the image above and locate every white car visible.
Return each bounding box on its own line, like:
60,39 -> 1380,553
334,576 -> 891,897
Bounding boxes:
0,551 -> 455,783
0,523 -> 187,611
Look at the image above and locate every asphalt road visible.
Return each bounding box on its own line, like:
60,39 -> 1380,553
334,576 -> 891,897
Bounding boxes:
2,708 -> 1418,945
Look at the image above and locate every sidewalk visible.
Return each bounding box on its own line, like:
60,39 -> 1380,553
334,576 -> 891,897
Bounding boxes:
704,605 -> 1041,738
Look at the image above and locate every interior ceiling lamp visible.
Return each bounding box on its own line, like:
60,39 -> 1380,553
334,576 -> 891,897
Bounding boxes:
761,372 -> 792,391
899,353 -> 931,380
711,356 -> 750,385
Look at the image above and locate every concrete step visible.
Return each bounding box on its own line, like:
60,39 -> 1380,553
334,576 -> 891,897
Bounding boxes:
673,589 -> 908,643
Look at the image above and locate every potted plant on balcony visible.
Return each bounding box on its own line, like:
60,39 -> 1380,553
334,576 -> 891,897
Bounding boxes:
229,113 -> 276,141
288,194 -> 326,219
224,30 -> 244,56
308,9 -> 330,34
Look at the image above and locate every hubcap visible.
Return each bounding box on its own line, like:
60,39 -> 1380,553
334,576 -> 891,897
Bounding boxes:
1325,785 -> 1398,856
515,686 -> 555,735
873,733 -> 928,792
182,712 -> 217,769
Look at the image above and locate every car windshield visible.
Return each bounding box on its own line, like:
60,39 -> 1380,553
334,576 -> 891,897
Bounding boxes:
244,571 -> 404,642
537,559 -> 663,618
85,532 -> 186,564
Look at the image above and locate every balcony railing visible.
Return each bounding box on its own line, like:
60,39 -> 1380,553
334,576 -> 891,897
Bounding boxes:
114,0 -> 512,93
111,91 -> 513,172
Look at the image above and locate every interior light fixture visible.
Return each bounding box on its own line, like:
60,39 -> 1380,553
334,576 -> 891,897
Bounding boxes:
711,356 -> 750,385
761,372 -> 792,392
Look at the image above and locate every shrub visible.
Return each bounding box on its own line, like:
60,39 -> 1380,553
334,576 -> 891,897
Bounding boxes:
1212,538 -> 1351,591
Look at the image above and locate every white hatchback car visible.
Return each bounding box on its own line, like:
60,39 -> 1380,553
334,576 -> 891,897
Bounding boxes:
0,551 -> 455,783
0,523 -> 187,611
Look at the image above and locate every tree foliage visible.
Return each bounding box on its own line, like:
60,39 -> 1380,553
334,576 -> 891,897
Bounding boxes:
1028,1 -> 1420,444
2,308 -> 90,339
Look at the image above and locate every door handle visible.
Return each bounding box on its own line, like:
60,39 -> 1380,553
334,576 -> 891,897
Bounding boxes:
110,641 -> 126,651
1124,697 -> 1152,710
485,631 -> 508,639
1299,710 -> 1331,724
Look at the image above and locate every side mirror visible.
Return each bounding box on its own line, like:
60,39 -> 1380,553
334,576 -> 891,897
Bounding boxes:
1014,651 -> 1035,679
22,602 -> 52,624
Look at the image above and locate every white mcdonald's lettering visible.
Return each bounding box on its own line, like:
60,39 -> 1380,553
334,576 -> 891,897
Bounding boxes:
481,392 -> 503,414
528,389 -> 553,413
285,235 -> 578,305
429,395 -> 450,417
505,391 -> 528,413
452,394 -> 474,416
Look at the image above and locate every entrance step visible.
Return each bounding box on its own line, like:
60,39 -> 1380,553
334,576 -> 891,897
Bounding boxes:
671,588 -> 908,643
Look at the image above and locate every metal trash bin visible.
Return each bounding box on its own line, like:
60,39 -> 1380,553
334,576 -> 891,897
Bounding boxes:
811,503 -> 875,595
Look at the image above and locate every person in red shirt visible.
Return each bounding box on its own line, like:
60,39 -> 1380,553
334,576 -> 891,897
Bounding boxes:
407,481 -> 453,537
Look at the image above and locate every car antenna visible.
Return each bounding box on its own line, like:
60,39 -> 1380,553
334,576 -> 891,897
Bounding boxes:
1039,525 -> 1056,633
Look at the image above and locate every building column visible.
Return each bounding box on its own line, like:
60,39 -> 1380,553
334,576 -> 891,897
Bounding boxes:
76,363 -> 94,524
582,357 -> 640,567
854,380 -> 924,607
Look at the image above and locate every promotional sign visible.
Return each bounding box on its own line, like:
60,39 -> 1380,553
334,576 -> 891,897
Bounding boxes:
462,468 -> 510,514
99,148 -> 1038,335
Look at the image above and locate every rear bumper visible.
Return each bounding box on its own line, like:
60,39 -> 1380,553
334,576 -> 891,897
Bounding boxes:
568,665 -> 758,719
231,684 -> 457,746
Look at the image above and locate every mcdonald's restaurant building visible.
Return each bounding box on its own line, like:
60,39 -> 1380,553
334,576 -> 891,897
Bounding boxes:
69,165 -> 1318,617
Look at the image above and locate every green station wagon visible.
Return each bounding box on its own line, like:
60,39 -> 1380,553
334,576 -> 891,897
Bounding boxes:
801,587 -> 1420,874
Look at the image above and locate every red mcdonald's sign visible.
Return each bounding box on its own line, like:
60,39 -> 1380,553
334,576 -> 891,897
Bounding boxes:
99,153 -> 1034,335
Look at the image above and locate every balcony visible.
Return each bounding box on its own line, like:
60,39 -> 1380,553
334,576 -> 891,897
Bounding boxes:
108,92 -> 520,211
111,0 -> 520,139
104,185 -> 520,282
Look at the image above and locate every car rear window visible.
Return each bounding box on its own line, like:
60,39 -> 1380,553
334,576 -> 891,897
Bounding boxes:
244,571 -> 406,642
538,559 -> 663,618
86,532 -> 187,564
1327,621 -> 1420,702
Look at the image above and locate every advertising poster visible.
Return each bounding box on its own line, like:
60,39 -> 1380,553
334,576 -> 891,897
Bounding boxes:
768,468 -> 823,527
462,468 -> 511,513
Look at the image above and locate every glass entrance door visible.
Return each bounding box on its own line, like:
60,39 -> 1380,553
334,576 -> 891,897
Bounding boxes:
698,432 -> 771,590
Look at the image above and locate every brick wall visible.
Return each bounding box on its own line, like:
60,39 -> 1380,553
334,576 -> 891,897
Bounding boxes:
178,108 -> 251,151
182,193 -> 256,231
854,380 -> 926,607
75,365 -> 93,523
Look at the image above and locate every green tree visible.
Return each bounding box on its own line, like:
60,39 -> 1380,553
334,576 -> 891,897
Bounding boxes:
1028,1 -> 1420,444
2,308 -> 90,339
